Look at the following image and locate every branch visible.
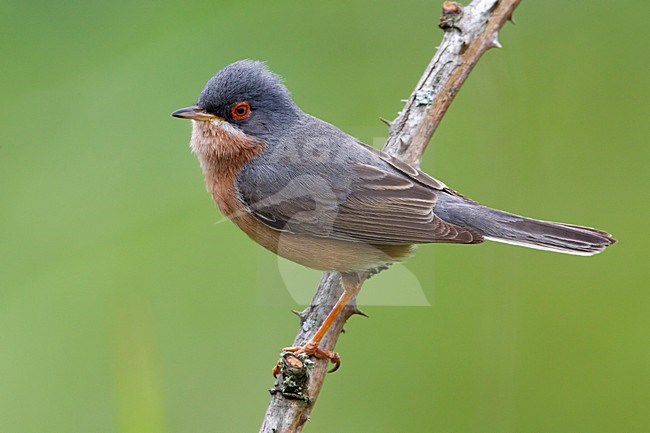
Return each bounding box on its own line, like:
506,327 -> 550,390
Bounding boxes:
259,1 -> 520,431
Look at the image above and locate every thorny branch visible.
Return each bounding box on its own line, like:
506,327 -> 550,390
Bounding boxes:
259,1 -> 521,432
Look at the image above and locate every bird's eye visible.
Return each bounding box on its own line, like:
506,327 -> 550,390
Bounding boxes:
231,101 -> 251,120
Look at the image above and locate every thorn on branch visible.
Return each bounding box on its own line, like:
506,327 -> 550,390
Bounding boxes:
379,117 -> 392,127
350,306 -> 369,318
291,307 -> 319,333
439,1 -> 464,30
489,33 -> 502,49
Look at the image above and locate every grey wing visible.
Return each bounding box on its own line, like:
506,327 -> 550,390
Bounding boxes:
235,157 -> 483,245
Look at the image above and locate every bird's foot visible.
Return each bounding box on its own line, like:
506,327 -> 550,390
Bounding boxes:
272,341 -> 341,377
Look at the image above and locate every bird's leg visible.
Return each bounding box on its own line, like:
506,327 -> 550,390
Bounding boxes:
273,272 -> 364,376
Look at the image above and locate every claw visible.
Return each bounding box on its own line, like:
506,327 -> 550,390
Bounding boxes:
327,355 -> 341,373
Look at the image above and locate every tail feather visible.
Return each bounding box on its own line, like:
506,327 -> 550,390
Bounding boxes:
434,194 -> 616,256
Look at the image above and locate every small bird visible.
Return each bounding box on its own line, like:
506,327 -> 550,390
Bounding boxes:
172,60 -> 615,372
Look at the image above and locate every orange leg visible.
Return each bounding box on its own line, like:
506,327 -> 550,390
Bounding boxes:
274,273 -> 363,376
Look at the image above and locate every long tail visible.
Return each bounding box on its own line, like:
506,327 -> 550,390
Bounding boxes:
434,193 -> 616,256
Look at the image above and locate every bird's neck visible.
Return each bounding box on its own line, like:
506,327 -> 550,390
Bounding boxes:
190,120 -> 265,217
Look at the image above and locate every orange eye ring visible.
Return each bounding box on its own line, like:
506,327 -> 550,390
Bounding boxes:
231,101 -> 251,120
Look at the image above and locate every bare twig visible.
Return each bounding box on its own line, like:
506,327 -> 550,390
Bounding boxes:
259,1 -> 521,431
385,0 -> 521,166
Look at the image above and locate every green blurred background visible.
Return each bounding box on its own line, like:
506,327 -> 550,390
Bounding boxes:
1,1 -> 648,432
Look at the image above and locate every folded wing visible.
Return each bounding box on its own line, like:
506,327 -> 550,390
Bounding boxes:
236,157 -> 482,245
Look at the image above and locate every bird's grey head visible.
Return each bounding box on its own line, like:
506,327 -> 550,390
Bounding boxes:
172,60 -> 301,145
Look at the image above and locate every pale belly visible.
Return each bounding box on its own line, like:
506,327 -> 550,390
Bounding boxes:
229,211 -> 414,272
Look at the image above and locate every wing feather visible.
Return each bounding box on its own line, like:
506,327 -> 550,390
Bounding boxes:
236,157 -> 482,245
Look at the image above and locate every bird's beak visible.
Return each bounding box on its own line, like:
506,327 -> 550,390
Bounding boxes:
171,105 -> 223,121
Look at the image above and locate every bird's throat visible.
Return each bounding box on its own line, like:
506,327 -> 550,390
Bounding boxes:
191,120 -> 259,156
